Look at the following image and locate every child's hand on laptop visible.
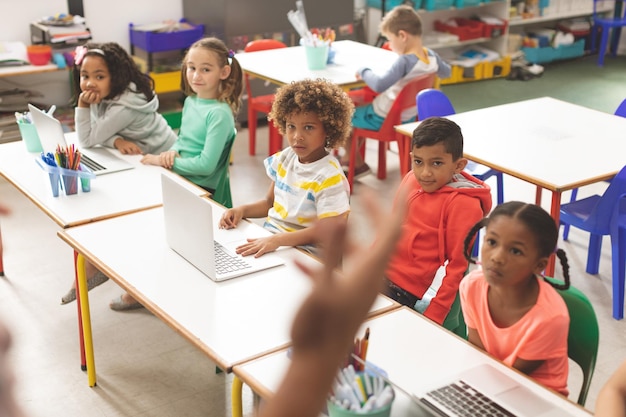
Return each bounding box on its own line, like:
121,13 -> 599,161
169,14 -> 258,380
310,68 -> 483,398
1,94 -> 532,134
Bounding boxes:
114,137 -> 143,155
235,236 -> 279,258
219,208 -> 244,229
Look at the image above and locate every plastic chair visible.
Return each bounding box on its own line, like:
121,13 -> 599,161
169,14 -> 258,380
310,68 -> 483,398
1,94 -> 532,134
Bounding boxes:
560,164 -> 626,319
243,39 -> 287,156
544,277 -> 599,406
592,0 -> 626,66
346,72 -> 437,191
416,89 -> 504,205
563,97 -> 626,238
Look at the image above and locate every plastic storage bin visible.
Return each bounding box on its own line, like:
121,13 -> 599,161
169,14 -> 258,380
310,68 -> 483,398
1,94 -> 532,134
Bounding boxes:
423,0 -> 454,10
129,19 -> 204,53
435,18 -> 485,41
36,158 -> 96,197
151,71 -> 181,94
455,0 -> 482,7
366,0 -> 408,11
521,39 -> 585,64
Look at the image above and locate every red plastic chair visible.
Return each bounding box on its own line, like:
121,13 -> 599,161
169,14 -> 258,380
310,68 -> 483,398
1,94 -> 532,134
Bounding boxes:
346,72 -> 437,191
243,39 -> 287,156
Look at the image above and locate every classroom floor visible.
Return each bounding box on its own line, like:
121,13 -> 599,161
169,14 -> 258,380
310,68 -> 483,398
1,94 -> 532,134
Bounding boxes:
1,54 -> 626,417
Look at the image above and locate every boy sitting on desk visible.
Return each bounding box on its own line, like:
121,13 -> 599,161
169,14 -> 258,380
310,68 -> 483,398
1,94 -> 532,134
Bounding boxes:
384,117 -> 492,327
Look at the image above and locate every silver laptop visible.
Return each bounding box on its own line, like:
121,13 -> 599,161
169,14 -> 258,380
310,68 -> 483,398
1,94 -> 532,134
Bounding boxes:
412,363 -> 565,417
28,103 -> 133,176
161,173 -> 285,281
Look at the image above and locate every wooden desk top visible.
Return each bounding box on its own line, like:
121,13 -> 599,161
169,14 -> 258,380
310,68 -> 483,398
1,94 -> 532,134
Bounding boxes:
58,206 -> 398,372
234,307 -> 592,416
396,97 -> 626,192
0,138 -> 205,228
0,64 -> 61,77
235,40 -> 397,90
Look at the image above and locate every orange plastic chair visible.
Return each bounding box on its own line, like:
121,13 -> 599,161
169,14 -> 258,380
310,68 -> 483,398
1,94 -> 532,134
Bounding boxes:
346,72 -> 437,191
243,39 -> 287,156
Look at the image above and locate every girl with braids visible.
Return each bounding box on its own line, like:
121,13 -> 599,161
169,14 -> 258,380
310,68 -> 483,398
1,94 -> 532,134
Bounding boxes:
72,42 -> 176,155
460,201 -> 571,396
141,37 -> 243,207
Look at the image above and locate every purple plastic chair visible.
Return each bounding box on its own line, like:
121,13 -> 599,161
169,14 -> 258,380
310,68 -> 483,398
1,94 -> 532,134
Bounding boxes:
591,0 -> 626,66
560,164 -> 626,319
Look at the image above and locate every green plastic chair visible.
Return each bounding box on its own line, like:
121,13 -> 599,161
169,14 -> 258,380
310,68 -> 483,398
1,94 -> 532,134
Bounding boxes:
544,277 -> 600,406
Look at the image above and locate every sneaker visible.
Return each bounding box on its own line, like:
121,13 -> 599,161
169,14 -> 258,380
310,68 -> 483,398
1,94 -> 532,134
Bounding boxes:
60,271 -> 109,304
343,163 -> 372,180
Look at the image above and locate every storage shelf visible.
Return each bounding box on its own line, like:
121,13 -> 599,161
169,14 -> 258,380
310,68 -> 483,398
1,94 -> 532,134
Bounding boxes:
425,36 -> 501,49
509,7 -> 608,26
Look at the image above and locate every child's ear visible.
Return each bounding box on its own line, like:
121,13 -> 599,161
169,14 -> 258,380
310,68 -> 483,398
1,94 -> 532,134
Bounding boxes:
534,257 -> 549,275
220,65 -> 231,80
454,157 -> 468,173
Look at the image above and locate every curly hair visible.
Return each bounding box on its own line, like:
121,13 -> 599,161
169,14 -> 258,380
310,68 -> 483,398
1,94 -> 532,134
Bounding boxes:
181,37 -> 243,115
71,42 -> 154,105
268,79 -> 355,149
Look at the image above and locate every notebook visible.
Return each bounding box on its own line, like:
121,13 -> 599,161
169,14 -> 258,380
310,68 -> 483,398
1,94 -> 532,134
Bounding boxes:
412,364 -> 564,417
161,173 -> 285,281
28,103 -> 133,176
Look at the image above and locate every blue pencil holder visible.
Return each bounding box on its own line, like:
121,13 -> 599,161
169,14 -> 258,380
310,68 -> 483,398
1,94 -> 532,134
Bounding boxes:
36,158 -> 95,197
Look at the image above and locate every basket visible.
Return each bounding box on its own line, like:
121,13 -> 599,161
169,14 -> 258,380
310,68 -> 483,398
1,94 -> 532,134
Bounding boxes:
36,158 -> 95,197
129,19 -> 204,53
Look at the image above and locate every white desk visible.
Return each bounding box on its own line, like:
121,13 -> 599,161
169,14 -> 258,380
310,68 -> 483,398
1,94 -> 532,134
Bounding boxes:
0,63 -> 60,77
233,307 -> 592,417
395,97 -> 626,275
0,137 -> 206,228
235,40 -> 397,90
57,204 -> 398,387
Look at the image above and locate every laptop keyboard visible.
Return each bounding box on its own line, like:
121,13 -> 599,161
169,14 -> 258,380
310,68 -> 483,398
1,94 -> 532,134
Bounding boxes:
422,380 -> 517,417
214,241 -> 252,275
79,154 -> 106,172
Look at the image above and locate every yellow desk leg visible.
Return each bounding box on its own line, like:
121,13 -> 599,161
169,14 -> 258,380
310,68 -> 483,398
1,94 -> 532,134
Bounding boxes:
76,254 -> 97,387
231,375 -> 243,417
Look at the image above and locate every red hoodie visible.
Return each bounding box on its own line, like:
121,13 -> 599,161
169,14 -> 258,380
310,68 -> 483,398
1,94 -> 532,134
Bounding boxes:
386,171 -> 492,324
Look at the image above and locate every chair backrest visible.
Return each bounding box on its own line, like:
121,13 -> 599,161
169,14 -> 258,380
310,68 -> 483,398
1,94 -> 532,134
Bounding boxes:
416,88 -> 456,119
586,164 -> 626,232
378,72 -> 438,134
543,277 -> 599,406
594,0 -> 626,19
243,39 -> 287,53
615,98 -> 626,117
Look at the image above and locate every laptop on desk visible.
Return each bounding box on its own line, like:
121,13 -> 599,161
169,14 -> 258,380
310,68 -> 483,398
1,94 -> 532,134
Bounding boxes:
28,103 -> 133,176
161,173 -> 285,282
409,363 -> 566,417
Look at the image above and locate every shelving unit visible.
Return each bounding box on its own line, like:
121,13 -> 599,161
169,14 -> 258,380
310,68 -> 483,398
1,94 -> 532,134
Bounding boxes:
365,0 -> 612,82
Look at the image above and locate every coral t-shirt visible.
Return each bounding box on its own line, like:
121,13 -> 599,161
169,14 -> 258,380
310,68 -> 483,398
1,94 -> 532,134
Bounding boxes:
460,270 -> 570,396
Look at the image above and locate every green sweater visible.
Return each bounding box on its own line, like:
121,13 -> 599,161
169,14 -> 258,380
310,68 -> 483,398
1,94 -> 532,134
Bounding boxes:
171,96 -> 236,207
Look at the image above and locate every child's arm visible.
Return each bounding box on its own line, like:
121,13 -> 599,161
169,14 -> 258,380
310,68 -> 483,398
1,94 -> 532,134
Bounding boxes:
257,190 -> 405,417
357,55 -> 417,93
236,215 -> 347,258
511,358 -> 544,376
75,102 -> 145,149
596,358 -> 626,416
220,183 -> 275,229
113,138 -> 143,155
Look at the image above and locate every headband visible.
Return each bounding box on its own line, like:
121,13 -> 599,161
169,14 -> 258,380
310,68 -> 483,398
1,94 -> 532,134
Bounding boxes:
74,46 -> 105,66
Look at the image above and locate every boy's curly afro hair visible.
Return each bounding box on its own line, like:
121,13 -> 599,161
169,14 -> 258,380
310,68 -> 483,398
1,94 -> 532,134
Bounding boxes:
268,78 -> 354,149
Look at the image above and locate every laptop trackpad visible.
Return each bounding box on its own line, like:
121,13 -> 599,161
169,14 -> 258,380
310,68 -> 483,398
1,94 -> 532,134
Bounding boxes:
497,386 -> 556,416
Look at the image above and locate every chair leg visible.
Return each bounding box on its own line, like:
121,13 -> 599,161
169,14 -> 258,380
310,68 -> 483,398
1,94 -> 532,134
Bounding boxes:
377,142 -> 387,180
612,227 -> 626,320
586,233 -> 603,274
563,188 -> 578,239
610,27 -> 623,56
268,124 -> 283,156
248,110 -> 258,156
598,26 -> 610,66
495,172 -> 504,205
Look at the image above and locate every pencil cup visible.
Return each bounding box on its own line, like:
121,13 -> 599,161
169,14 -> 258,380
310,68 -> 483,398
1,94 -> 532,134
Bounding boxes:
62,174 -> 79,195
305,44 -> 329,70
17,122 -> 43,153
327,372 -> 394,417
79,166 -> 91,193
48,172 -> 61,198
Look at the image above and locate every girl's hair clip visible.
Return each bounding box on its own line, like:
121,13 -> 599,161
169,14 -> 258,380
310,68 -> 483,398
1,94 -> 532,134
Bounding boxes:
228,49 -> 235,58
74,46 -> 105,66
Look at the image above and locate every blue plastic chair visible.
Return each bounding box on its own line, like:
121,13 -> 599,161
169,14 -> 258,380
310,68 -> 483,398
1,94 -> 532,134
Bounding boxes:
416,89 -> 503,256
563,98 -> 626,239
560,164 -> 626,319
591,0 -> 626,66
